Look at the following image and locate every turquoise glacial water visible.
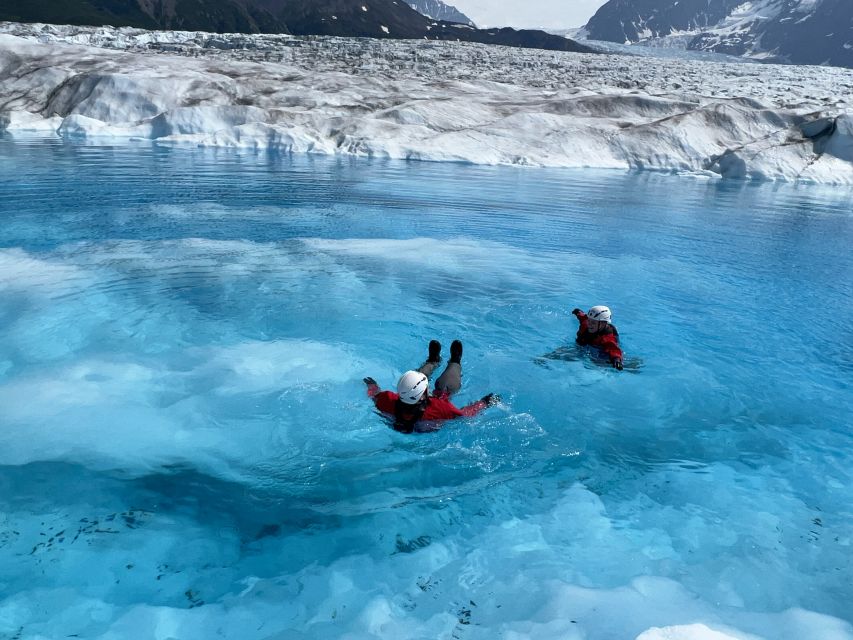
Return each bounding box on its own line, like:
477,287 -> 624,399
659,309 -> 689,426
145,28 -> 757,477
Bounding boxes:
0,138 -> 851,639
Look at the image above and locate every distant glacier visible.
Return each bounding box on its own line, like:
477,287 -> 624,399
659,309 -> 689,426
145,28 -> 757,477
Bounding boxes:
1,22 -> 851,184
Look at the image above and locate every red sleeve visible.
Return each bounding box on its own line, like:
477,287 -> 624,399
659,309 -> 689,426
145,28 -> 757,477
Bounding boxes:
596,334 -> 623,360
575,311 -> 589,341
458,399 -> 487,417
372,390 -> 399,415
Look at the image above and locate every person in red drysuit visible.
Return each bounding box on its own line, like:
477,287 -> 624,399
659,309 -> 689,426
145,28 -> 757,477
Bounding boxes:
363,339 -> 500,433
572,305 -> 624,370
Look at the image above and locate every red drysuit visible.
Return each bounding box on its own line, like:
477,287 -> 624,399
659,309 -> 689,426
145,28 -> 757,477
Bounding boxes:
575,311 -> 623,363
366,382 -> 487,433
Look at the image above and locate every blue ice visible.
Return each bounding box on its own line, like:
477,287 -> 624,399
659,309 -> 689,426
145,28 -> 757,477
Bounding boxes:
0,138 -> 851,639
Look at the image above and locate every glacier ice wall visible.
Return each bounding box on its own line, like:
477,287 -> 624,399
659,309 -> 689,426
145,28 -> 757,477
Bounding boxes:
1,23 -> 852,183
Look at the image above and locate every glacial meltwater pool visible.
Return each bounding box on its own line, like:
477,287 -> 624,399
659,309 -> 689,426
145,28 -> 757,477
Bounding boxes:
0,138 -> 851,640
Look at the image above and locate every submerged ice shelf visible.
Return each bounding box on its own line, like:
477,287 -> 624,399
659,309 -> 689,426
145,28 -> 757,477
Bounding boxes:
1,22 -> 852,183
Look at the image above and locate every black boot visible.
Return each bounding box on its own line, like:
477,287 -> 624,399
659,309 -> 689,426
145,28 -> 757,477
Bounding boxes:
428,340 -> 442,363
449,340 -> 462,364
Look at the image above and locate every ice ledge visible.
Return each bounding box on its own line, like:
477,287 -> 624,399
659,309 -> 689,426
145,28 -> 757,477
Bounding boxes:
1,25 -> 852,184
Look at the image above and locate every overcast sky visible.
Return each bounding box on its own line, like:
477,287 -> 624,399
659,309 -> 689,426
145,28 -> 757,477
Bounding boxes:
448,0 -> 609,30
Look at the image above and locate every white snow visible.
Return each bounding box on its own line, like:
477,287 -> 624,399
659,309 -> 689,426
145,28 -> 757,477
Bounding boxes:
792,0 -> 820,14
636,624 -> 761,640
0,22 -> 852,183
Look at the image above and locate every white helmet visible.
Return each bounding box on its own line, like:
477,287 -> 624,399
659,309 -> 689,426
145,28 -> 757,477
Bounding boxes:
397,371 -> 429,404
587,305 -> 612,323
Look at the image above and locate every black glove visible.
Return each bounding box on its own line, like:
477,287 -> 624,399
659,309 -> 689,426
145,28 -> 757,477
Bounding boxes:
612,358 -> 623,371
363,377 -> 377,386
481,393 -> 501,406
571,308 -> 583,316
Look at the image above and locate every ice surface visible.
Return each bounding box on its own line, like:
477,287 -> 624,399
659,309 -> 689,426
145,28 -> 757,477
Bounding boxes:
1,22 -> 852,183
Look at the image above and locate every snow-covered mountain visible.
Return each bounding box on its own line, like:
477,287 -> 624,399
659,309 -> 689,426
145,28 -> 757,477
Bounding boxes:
584,0 -> 853,68
407,0 -> 474,26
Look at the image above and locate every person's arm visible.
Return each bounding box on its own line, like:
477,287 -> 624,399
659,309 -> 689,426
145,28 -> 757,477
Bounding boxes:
597,335 -> 624,369
572,308 -> 589,343
363,377 -> 381,399
458,393 -> 501,417
364,378 -> 401,412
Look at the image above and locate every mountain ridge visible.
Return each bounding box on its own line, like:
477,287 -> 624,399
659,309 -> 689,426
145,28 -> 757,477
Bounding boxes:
0,0 -> 290,34
0,0 -> 593,53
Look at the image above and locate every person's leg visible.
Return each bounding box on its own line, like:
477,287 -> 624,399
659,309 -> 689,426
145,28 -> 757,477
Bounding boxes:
417,340 -> 442,378
434,340 -> 462,396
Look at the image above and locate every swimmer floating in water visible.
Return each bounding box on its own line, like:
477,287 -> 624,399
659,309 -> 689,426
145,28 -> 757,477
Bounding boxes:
363,339 -> 500,433
572,305 -> 623,370
537,305 -> 638,371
